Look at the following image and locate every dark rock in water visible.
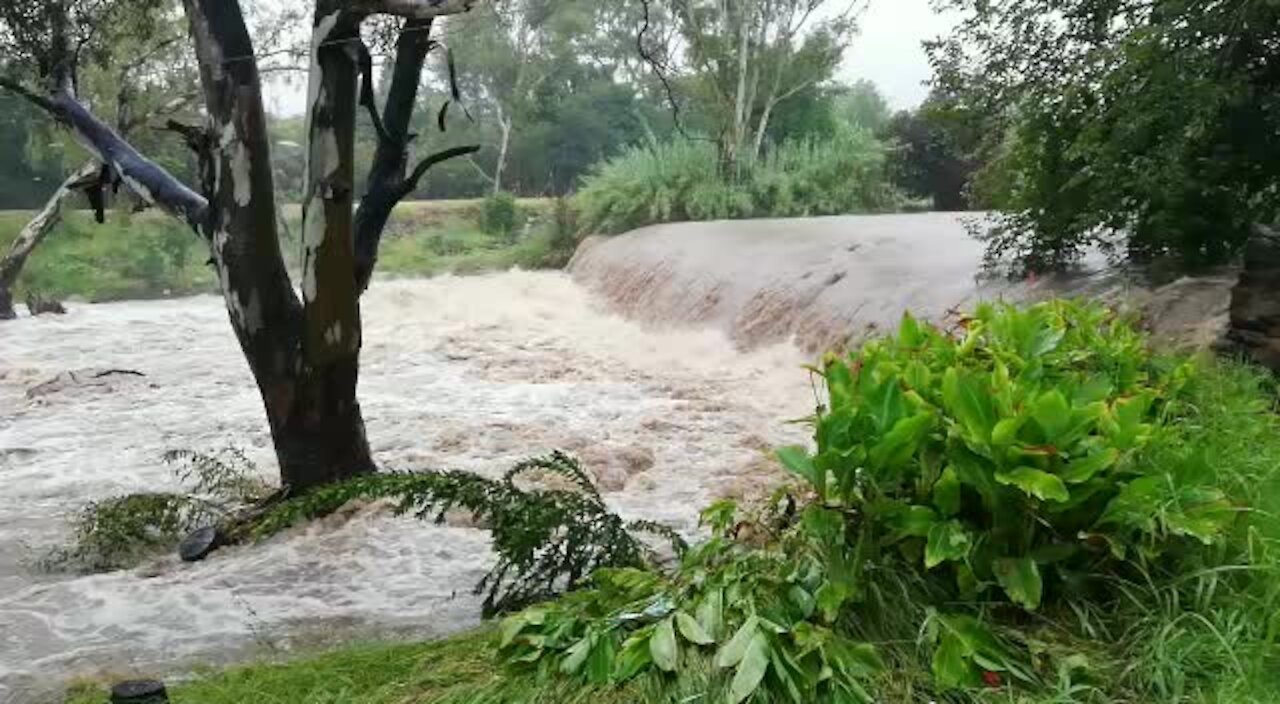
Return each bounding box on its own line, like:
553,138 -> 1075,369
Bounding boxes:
25,292 -> 66,316
1223,224 -> 1280,373
179,526 -> 222,562
110,679 -> 169,702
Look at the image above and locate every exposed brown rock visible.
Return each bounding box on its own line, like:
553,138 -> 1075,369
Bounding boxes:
1223,224 -> 1280,372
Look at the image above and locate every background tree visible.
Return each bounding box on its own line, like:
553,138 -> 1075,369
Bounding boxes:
0,0 -> 480,490
640,0 -> 861,172
0,3 -> 201,319
836,78 -> 890,133
930,0 -> 1280,272
0,95 -> 64,209
881,90 -> 981,212
441,0 -> 559,194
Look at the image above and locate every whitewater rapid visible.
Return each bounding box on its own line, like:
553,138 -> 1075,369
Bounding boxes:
0,272 -> 810,703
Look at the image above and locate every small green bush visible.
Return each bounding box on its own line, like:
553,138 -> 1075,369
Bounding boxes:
574,128 -> 900,235
479,191 -> 521,241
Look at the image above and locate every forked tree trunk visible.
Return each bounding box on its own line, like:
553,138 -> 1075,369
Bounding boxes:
0,162 -> 96,319
185,0 -> 373,491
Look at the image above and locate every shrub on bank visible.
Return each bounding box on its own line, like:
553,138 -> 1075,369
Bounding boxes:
500,300 -> 1280,702
574,128 -> 900,236
479,191 -> 521,242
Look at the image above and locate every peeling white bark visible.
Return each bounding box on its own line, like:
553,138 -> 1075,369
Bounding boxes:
231,142 -> 254,206
306,12 -> 341,127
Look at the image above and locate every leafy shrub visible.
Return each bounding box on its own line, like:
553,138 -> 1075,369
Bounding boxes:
780,302 -> 1225,612
501,301 -> 1279,701
479,191 -> 521,241
256,451 -> 684,615
575,128 -> 900,235
500,499 -> 886,703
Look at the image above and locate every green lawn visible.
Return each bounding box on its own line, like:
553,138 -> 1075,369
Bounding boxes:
63,629 -> 698,704
0,198 -> 562,305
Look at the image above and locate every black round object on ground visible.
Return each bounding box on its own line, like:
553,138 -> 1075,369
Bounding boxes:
178,525 -> 221,562
110,679 -> 169,702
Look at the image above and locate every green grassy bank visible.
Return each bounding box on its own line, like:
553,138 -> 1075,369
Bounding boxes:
63,630 -> 679,704
0,198 -> 565,305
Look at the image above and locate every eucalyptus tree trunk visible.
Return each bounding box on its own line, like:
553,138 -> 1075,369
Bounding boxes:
493,111 -> 512,194
0,162 -> 95,319
290,2 -> 376,488
181,0 -> 375,491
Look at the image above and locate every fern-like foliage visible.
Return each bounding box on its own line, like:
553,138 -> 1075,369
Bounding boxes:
43,447 -> 272,572
254,451 -> 686,615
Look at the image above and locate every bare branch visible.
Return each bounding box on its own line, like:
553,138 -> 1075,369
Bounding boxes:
51,90 -> 208,231
636,0 -> 716,144
163,119 -> 211,155
346,0 -> 478,18
351,37 -> 393,145
466,155 -> 497,184
399,144 -> 480,197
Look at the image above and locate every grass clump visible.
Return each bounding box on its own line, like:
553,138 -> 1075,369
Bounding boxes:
479,191 -> 521,242
575,128 -> 900,235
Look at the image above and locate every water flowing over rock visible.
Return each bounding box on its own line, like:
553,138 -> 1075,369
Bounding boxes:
569,214 -> 1236,353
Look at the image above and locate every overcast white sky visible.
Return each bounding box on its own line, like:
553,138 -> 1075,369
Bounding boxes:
262,0 -> 957,115
840,0 -> 958,109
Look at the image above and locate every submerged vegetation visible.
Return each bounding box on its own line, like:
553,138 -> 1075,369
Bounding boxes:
254,451 -> 684,616
61,301 -> 1280,703
43,447 -> 271,572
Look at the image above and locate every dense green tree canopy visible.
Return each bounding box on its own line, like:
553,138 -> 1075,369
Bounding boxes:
931,0 -> 1280,272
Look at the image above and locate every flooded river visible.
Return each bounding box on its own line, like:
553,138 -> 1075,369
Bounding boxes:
0,272 -> 809,702
0,213 -> 1235,703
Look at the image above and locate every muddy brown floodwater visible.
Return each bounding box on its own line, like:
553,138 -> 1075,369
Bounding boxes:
0,271 -> 810,703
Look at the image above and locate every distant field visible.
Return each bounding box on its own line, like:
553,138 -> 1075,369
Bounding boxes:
0,198 -> 562,304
